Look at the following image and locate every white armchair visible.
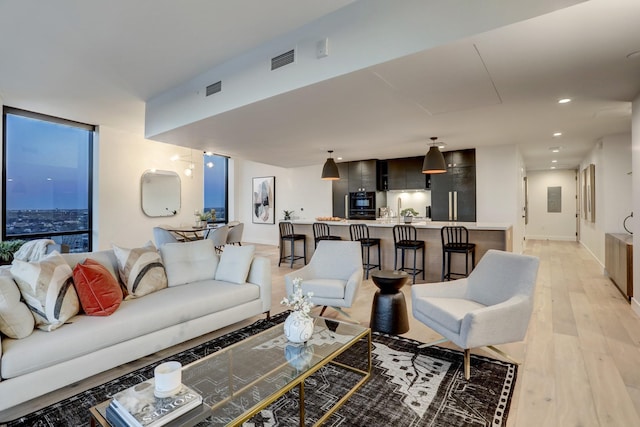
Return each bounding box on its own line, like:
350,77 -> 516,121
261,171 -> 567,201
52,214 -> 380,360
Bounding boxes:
411,249 -> 539,379
285,240 -> 363,318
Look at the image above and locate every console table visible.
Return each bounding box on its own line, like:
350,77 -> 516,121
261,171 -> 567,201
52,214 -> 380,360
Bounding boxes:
605,233 -> 633,301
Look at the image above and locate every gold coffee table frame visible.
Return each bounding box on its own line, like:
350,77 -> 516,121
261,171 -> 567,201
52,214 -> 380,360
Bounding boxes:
90,317 -> 371,426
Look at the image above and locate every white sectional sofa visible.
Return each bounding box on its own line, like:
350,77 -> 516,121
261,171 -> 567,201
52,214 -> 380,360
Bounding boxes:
0,239 -> 271,414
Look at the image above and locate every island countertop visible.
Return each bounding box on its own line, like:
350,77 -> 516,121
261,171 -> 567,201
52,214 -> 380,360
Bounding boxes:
284,219 -> 513,283
288,218 -> 512,231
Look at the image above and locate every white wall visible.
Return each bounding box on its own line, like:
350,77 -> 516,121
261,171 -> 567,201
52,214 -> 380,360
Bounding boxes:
526,170 -> 577,241
632,94 -> 640,315
578,133 -> 632,267
601,133 -> 633,233
234,159 -> 332,245
476,145 -> 524,253
94,127 -> 204,250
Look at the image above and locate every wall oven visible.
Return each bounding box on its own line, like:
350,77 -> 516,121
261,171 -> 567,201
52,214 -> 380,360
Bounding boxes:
349,192 -> 376,220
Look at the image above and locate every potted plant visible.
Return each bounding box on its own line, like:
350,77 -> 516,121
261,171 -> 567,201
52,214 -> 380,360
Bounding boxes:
0,239 -> 25,265
400,208 -> 419,224
283,210 -> 294,221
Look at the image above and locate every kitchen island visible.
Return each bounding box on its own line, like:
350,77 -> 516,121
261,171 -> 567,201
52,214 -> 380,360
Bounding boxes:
287,219 -> 512,283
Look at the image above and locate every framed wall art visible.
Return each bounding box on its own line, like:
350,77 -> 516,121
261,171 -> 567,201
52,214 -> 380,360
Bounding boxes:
252,176 -> 275,224
582,164 -> 595,223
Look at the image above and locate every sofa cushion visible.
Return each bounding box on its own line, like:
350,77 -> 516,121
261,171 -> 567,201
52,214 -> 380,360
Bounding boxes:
10,252 -> 80,332
160,240 -> 218,287
0,271 -> 34,339
0,279 -> 261,378
112,242 -> 167,299
73,259 -> 123,316
215,245 -> 255,284
413,297 -> 485,334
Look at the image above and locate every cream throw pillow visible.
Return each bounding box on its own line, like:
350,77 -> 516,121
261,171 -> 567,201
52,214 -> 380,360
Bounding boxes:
214,245 -> 255,284
112,241 -> 167,299
10,252 -> 80,332
160,239 -> 218,287
0,272 -> 35,338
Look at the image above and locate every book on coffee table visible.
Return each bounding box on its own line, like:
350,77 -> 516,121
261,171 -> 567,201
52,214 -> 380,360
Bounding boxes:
110,378 -> 203,427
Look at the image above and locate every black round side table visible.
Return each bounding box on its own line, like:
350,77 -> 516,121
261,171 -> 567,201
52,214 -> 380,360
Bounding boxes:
370,270 -> 410,334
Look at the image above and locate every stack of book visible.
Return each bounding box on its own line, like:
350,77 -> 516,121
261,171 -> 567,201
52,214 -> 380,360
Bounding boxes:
106,378 -> 205,427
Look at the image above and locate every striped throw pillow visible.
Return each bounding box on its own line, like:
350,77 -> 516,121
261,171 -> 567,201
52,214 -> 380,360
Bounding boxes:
11,252 -> 80,332
112,242 -> 167,299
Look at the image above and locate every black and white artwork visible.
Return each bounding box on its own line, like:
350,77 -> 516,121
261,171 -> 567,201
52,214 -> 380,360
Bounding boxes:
252,176 -> 275,224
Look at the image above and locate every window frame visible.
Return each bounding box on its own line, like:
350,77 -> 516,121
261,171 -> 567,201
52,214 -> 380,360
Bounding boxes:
2,106 -> 94,251
203,153 -> 229,224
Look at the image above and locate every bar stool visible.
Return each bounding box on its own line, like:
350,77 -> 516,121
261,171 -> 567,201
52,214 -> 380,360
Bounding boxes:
392,225 -> 425,284
278,222 -> 307,268
312,222 -> 342,248
349,223 -> 381,279
441,226 -> 476,281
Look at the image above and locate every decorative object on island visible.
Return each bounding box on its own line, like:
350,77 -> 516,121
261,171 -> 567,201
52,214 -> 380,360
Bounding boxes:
400,208 -> 419,223
422,137 -> 447,174
0,239 -> 25,265
283,209 -> 294,220
252,176 -> 275,224
281,277 -> 315,343
321,150 -> 340,180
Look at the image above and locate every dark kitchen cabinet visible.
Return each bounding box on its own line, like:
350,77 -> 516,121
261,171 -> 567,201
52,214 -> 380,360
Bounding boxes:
348,160 -> 377,192
431,149 -> 476,222
332,162 -> 350,218
386,156 -> 428,190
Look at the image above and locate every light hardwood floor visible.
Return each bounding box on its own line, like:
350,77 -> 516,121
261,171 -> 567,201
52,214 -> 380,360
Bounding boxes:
2,240 -> 640,426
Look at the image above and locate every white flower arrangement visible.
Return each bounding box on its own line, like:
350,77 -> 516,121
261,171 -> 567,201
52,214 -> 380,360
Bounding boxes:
281,277 -> 315,318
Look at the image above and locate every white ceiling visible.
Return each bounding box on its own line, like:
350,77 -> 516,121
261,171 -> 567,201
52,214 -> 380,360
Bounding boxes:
1,0 -> 639,171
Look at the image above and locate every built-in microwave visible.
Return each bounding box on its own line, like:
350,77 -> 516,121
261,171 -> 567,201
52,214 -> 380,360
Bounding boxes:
349,192 -> 376,219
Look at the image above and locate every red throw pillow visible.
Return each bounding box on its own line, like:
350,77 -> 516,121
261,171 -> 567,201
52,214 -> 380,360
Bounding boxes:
73,259 -> 123,316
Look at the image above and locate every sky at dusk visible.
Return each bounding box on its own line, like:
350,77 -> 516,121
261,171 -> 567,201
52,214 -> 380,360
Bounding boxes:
5,113 -> 90,210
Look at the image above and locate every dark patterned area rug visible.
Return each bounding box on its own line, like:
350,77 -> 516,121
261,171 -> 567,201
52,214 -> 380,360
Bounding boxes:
7,312 -> 516,427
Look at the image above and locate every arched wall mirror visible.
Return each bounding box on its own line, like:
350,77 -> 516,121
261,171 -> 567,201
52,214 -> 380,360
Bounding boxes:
141,170 -> 181,217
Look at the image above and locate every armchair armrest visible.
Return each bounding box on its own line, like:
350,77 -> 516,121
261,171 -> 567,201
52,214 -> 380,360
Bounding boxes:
461,294 -> 533,348
342,269 -> 363,307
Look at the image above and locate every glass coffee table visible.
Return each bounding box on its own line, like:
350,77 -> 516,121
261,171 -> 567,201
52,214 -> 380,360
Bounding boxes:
90,317 -> 371,426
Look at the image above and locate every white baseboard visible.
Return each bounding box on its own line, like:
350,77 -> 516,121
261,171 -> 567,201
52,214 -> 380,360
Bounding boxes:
632,298 -> 640,318
525,235 -> 577,241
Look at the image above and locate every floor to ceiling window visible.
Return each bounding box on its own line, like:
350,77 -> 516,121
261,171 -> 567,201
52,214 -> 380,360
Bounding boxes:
203,153 -> 228,223
2,107 -> 94,252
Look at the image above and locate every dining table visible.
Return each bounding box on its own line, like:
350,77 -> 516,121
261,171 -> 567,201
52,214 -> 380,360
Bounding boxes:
162,223 -> 234,241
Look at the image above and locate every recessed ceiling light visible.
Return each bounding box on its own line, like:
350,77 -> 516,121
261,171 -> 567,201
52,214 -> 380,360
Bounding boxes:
550,166 -> 556,169
553,132 -> 562,137
558,98 -> 572,104
337,157 -> 343,160
552,160 -> 558,163
549,146 -> 561,153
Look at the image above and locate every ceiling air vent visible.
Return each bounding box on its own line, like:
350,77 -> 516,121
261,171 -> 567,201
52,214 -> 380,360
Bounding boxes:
271,49 -> 295,70
205,81 -> 222,97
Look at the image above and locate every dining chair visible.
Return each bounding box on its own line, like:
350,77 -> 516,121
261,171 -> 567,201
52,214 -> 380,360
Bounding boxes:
206,225 -> 229,253
226,222 -> 244,246
153,227 -> 180,247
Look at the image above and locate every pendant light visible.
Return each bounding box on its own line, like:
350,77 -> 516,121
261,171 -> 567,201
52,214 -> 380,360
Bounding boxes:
321,150 -> 340,180
422,137 -> 447,174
